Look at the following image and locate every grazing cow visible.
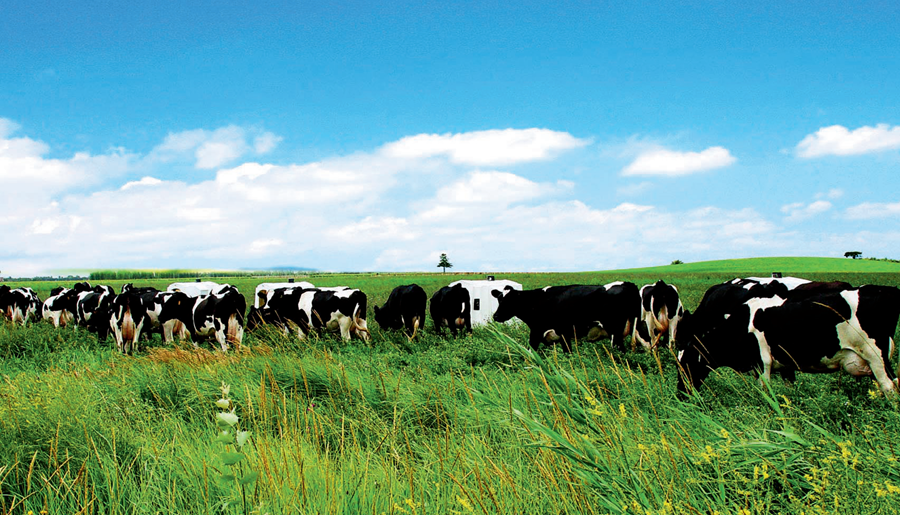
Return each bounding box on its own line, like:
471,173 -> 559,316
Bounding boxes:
254,282 -> 316,308
374,284 -> 427,339
677,281 -> 899,397
158,288 -> 247,351
73,285 -> 117,334
42,287 -> 76,327
596,281 -> 641,349
634,280 -> 684,351
107,286 -> 189,352
492,281 -> 640,351
249,287 -> 370,341
430,284 -> 472,336
107,291 -> 150,354
0,286 -> 41,326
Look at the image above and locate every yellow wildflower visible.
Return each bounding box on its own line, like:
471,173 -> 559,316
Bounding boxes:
457,496 -> 473,512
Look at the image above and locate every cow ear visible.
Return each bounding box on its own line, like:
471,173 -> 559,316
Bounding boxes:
373,305 -> 380,315
491,289 -> 503,299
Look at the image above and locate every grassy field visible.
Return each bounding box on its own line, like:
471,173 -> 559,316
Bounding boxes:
1,260 -> 900,514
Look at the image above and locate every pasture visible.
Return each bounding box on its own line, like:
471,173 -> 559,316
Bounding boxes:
1,261 -> 900,514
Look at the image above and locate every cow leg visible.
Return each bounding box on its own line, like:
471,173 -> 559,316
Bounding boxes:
753,330 -> 775,385
163,320 -> 175,343
837,324 -> 898,396
339,316 -> 353,341
668,321 -> 678,349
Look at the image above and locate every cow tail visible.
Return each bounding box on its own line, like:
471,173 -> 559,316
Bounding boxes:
227,313 -> 240,347
651,302 -> 667,332
122,306 -> 135,344
410,316 -> 420,340
351,304 -> 370,340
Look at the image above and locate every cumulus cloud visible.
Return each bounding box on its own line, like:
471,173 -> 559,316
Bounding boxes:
5,121 -> 892,275
121,176 -> 163,190
0,118 -> 21,138
781,200 -> 832,222
152,125 -> 282,169
796,124 -> 900,158
249,238 -> 284,253
0,117 -> 134,210
380,128 -> 589,166
622,146 -> 736,176
845,201 -> 900,220
415,171 -> 571,224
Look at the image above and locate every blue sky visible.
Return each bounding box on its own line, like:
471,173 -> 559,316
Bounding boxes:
2,1 -> 899,275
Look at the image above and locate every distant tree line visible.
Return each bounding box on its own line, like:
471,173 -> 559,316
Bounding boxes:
0,274 -> 89,282
863,257 -> 900,264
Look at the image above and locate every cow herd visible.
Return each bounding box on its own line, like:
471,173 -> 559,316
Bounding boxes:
2,275 -> 899,398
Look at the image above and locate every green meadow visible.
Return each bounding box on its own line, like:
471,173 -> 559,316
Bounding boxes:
1,257 -> 899,514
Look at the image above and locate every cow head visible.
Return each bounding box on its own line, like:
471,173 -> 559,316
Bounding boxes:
246,306 -> 270,331
676,341 -> 713,398
491,285 -> 520,323
373,304 -> 400,330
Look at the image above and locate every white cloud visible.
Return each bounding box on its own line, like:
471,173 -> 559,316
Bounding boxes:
121,176 -> 163,190
845,201 -> 900,220
781,200 -> 832,222
415,171 -> 569,224
253,132 -> 282,154
5,121 -> 895,276
249,238 -> 284,254
31,218 -> 61,235
622,146 -> 736,176
380,128 -> 589,166
796,124 -> 900,158
0,118 -> 134,212
0,118 -> 21,138
152,125 -> 282,169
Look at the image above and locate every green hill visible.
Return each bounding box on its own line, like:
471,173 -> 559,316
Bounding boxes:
615,256 -> 900,274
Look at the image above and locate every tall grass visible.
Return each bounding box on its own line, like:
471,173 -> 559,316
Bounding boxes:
1,270 -> 900,513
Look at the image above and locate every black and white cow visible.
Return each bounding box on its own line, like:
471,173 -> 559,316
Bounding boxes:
248,287 -> 369,341
73,285 -> 117,334
492,281 -> 640,351
107,291 -> 151,354
0,286 -> 41,326
676,280 -> 900,397
42,286 -> 76,327
430,283 -> 472,337
374,284 -> 427,339
158,288 -> 247,351
633,280 -> 684,351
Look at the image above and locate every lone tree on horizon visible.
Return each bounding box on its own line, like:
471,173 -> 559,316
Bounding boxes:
437,253 -> 453,274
